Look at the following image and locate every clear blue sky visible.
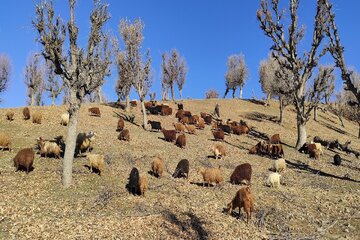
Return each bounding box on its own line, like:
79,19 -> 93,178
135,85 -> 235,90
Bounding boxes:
0,0 -> 359,108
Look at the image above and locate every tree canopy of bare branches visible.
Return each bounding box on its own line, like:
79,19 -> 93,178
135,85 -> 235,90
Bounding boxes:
33,0 -> 111,187
0,54 -> 12,103
44,60 -> 62,105
24,54 -> 44,106
224,54 -> 248,99
257,0 -> 332,149
116,18 -> 152,129
205,89 -> 219,99
161,49 -> 187,101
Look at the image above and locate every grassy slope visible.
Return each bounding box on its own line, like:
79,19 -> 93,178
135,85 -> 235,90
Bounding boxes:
0,99 -> 359,239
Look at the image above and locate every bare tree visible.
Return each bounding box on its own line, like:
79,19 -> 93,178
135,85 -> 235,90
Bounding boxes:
176,59 -> 188,100
257,0 -> 332,149
34,0 -> 111,187
323,0 -> 360,127
25,54 -> 44,106
44,60 -> 62,105
0,54 -> 12,103
161,49 -> 186,101
308,65 -> 335,121
259,55 -> 294,124
117,19 -> 152,130
224,54 -> 248,99
205,89 -> 219,99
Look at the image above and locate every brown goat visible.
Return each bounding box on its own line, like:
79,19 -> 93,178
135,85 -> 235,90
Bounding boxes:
185,124 -> 196,134
0,133 -> 12,151
212,130 -> 224,141
175,134 -> 186,148
151,156 -> 165,178
212,143 -> 226,160
198,167 -> 223,187
130,100 -> 137,107
204,115 -> 213,125
226,186 -> 254,223
309,149 -> 321,160
162,129 -> 177,142
173,122 -> 186,133
180,116 -> 189,125
161,105 -> 173,116
88,107 -> 101,117
6,111 -> 14,121
139,175 -> 148,197
13,148 -> 35,174
118,129 -> 130,141
230,163 -> 252,184
196,117 -> 205,130
117,118 -> 125,132
32,112 -> 42,124
269,134 -> 281,144
23,107 -> 30,120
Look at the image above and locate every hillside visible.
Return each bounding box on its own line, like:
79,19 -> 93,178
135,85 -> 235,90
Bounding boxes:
0,99 -> 359,239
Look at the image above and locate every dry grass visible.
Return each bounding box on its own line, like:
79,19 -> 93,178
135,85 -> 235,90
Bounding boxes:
0,99 -> 359,239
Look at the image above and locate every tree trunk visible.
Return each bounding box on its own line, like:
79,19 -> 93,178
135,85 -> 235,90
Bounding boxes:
266,93 -> 271,106
338,115 -> 345,128
223,88 -> 229,98
31,93 -> 35,106
62,93 -> 80,187
179,89 -> 183,100
171,85 -> 175,101
125,94 -> 130,112
358,122 -> 360,139
314,106 -> 318,121
51,95 -> 55,106
232,88 -> 235,98
239,87 -> 243,99
279,96 -> 284,125
296,115 -> 307,150
141,100 -> 148,130
97,87 -> 103,104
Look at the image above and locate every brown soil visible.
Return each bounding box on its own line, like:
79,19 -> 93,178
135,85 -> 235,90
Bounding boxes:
0,99 -> 359,239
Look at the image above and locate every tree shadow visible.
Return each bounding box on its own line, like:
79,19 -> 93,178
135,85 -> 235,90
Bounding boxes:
248,128 -> 269,141
285,160 -> 360,183
319,114 -> 338,125
102,101 -> 125,110
163,210 -> 209,240
318,120 -> 348,135
245,112 -> 278,123
243,99 -> 267,106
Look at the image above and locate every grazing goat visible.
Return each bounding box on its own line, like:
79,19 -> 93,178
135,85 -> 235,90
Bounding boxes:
6,111 -> 14,121
13,148 -> 35,174
0,133 -> 11,151
180,116 -> 189,125
148,120 -> 162,131
139,175 -> 148,197
75,131 -> 96,155
88,107 -> 101,117
117,118 -> 125,132
198,167 -> 223,187
37,137 -> 62,158
151,156 -> 165,178
60,113 -> 69,126
212,130 -> 225,141
204,115 -> 213,125
269,144 -> 285,158
172,159 -> 189,179
23,107 -> 30,120
175,134 -> 186,148
272,158 -> 286,173
266,172 -> 281,188
232,125 -> 249,135
177,103 -> 184,110
161,105 -> 172,116
226,186 -> 254,223
309,149 -> 321,160
87,154 -> 110,175
185,124 -> 196,134
218,124 -> 232,134
196,118 -> 205,130
32,112 -> 42,124
162,129 -> 177,142
269,134 -> 280,144
249,141 -> 264,155
333,154 -> 341,166
118,129 -> 130,141
130,100 -> 137,107
212,143 -> 226,160
230,163 -> 252,185
173,122 -> 186,133
188,116 -> 199,125
127,167 -> 140,195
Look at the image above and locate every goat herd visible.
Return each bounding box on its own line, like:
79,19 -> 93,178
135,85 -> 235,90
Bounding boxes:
0,102 -> 358,223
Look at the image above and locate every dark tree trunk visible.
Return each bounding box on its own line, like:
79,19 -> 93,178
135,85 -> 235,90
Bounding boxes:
358,122 -> 360,139
171,85 -> 175,101
223,88 -> 229,98
314,106 -> 318,121
279,96 -> 284,125
232,88 -> 235,98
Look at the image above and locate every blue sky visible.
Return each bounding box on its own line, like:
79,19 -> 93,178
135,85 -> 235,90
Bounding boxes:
0,0 -> 359,108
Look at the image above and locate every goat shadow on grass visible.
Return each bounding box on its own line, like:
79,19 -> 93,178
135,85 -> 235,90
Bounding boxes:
163,210 -> 209,240
189,182 -> 216,188
83,164 -> 101,175
147,170 -> 161,178
285,160 -> 360,183
222,208 -> 243,220
15,166 -> 35,173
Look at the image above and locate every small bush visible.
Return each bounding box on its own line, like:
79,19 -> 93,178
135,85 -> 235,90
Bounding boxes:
205,89 -> 219,99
